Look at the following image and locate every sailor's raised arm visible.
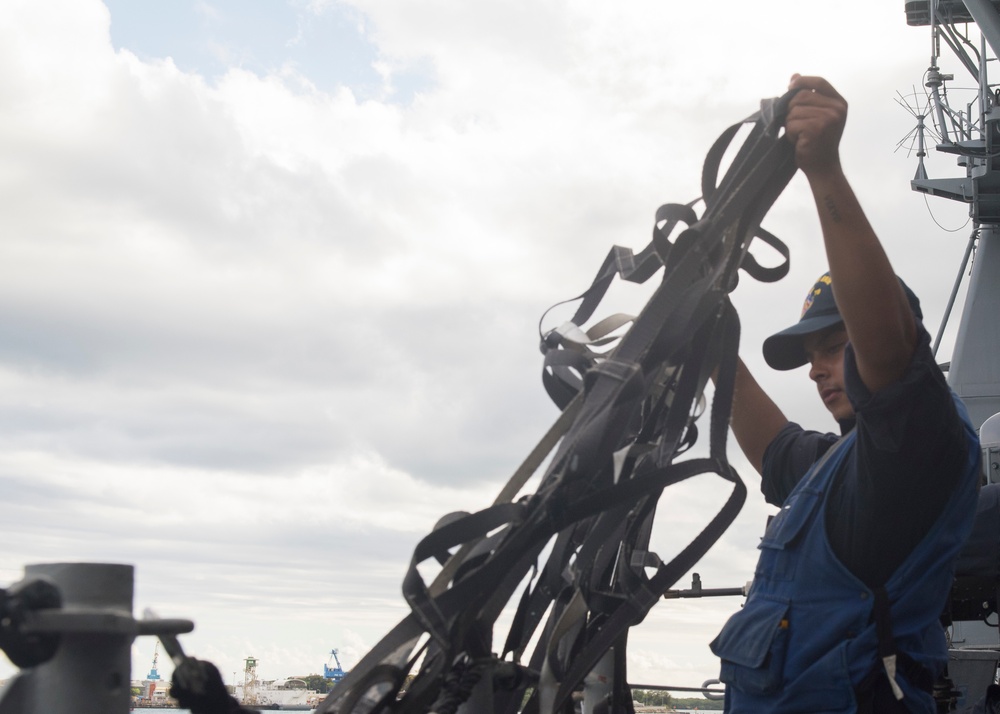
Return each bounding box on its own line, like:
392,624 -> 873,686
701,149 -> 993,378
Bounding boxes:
784,74 -> 917,393
715,357 -> 788,476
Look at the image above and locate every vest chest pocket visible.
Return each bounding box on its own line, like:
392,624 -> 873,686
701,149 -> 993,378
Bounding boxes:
710,596 -> 790,696
756,487 -> 822,581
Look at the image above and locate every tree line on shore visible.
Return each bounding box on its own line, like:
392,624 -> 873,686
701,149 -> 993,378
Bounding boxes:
631,689 -> 724,710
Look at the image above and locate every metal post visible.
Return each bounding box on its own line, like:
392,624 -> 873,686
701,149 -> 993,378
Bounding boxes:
0,563 -> 135,714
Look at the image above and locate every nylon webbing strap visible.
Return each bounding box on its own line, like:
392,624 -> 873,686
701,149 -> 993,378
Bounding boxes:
315,89 -> 799,714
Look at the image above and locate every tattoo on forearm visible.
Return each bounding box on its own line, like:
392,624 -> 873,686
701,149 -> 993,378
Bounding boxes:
823,195 -> 842,223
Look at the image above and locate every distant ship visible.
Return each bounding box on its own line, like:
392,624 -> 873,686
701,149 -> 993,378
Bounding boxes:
236,678 -> 321,711
235,650 -> 347,710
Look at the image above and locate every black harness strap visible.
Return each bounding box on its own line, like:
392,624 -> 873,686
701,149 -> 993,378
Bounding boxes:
870,585 -> 935,701
315,89 -> 800,714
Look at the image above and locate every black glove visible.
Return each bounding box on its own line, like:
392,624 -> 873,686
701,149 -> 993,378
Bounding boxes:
170,656 -> 258,714
0,577 -> 62,668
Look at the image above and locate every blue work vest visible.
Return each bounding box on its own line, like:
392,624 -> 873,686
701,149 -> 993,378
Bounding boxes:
711,396 -> 980,713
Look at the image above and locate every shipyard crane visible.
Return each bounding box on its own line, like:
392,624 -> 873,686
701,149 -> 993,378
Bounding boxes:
323,650 -> 345,683
146,642 -> 161,681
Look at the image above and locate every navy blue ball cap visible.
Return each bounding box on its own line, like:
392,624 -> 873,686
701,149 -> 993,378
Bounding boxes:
762,272 -> 922,371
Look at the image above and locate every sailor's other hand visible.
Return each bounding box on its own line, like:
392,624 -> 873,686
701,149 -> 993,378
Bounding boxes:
171,656 -> 255,714
784,74 -> 847,178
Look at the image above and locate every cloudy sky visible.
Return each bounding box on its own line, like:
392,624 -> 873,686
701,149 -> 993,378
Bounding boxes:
0,0 -> 979,695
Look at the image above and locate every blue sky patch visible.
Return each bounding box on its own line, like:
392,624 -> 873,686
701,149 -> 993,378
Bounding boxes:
103,0 -> 433,102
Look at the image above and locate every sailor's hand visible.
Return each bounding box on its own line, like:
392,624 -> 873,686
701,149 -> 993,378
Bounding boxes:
783,74 -> 847,178
171,656 -> 255,714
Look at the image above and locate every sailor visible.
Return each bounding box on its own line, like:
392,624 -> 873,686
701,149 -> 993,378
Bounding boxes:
709,75 -> 981,713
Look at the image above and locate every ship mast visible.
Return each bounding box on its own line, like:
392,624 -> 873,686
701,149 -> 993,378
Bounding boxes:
904,0 -> 1000,696
907,0 -> 1000,431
